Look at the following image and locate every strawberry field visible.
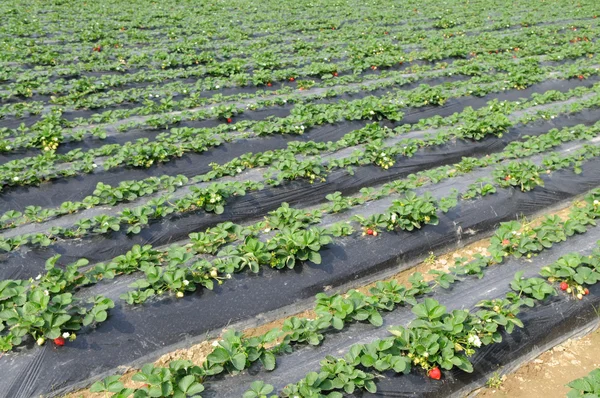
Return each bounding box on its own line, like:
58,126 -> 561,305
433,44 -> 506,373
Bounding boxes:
2,0 -> 600,397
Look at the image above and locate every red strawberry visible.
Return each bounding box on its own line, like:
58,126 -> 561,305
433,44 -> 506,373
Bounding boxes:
584,288 -> 590,295
560,281 -> 569,291
53,337 -> 65,346
333,72 -> 338,77
428,367 -> 442,380
267,82 -> 272,87
289,77 -> 295,82
578,75 -> 584,80
226,118 -> 232,123
502,239 -> 510,246
504,175 -> 511,181
366,229 -> 374,235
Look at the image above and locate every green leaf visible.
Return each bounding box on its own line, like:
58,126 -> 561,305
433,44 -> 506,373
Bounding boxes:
231,352 -> 247,371
369,311 -> 383,327
261,351 -> 276,371
308,251 -> 321,264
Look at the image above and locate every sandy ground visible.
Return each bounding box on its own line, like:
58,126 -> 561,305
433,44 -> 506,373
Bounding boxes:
476,326 -> 600,398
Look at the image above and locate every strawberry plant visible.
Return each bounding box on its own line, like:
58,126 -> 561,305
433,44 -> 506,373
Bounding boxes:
267,227 -> 333,269
567,368 -> 600,398
494,160 -> 544,192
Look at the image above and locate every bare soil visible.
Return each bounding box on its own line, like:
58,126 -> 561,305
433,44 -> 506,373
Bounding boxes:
476,326 -> 600,398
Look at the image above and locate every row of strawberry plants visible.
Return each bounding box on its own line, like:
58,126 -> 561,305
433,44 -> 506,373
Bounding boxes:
2,79 -> 597,230
258,245 -> 600,397
8,20 -> 592,114
84,192 -> 600,398
4,0 -> 591,55
2,34 -> 593,145
2,90 -> 596,354
17,147 -> 599,312
2,64 -> 597,193
3,9 -> 589,99
2,46 -> 595,156
106,150 -> 600,307
0,83 -> 583,228
2,116 -> 599,252
0,53 -> 537,149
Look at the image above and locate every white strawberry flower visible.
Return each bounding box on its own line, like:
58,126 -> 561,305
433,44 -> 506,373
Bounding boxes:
35,274 -> 42,280
44,290 -> 49,296
468,334 -> 482,348
183,280 -> 189,286
62,332 -> 70,339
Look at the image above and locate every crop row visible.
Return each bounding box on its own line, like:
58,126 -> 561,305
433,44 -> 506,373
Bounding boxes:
2,114 -> 599,252
2,19 -> 596,114
80,190 -> 600,397
3,149 -> 599,355
2,79 -> 594,227
3,64 -> 599,196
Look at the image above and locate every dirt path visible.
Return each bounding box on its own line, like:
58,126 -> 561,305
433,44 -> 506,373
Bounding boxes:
476,325 -> 600,398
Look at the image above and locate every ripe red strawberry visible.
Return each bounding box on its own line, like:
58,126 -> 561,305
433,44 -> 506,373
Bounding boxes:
578,75 -> 584,80
53,337 -> 65,346
226,118 -> 232,123
333,72 -> 338,77
428,367 -> 442,380
267,82 -> 272,87
584,288 -> 590,295
560,281 -> 569,291
289,77 -> 295,82
366,229 -> 374,235
502,239 -> 510,246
